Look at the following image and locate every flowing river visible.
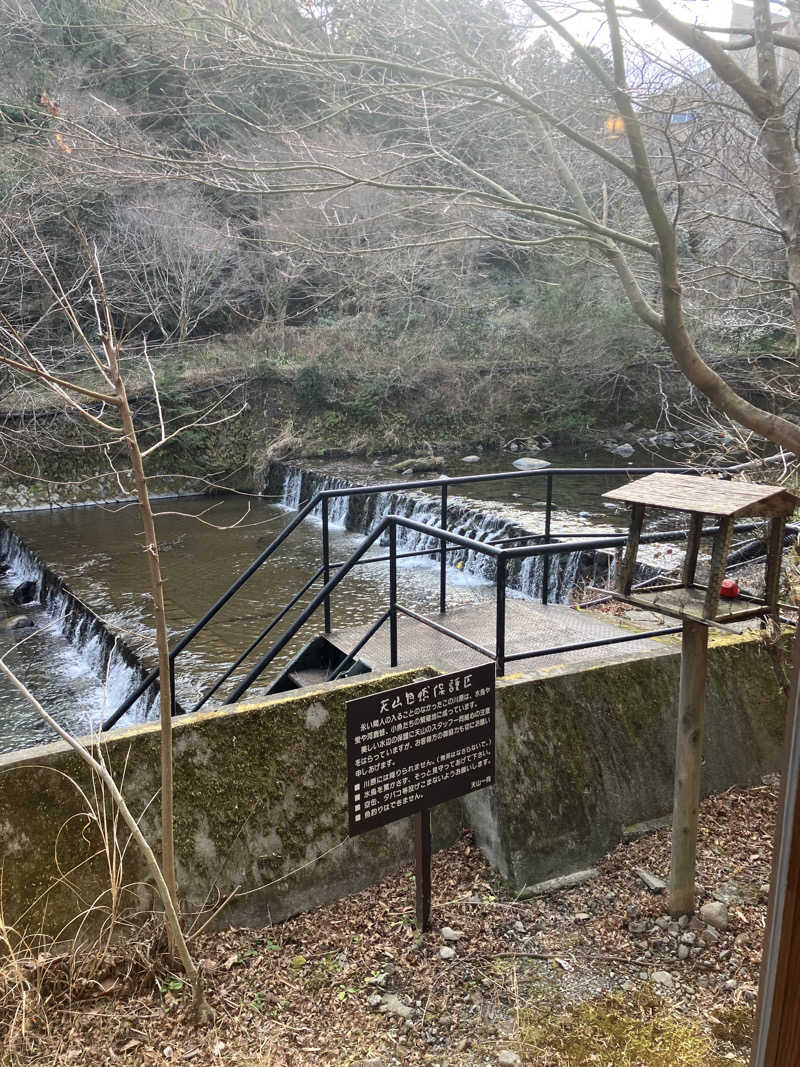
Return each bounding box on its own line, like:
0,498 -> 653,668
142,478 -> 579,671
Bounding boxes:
0,444 -> 679,753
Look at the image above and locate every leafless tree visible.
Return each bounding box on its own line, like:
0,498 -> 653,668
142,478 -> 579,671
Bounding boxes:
0,222 -> 240,995
102,187 -> 242,342
37,0 -> 800,448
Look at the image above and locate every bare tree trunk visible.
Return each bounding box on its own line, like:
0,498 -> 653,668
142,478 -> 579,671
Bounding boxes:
103,334 -> 178,917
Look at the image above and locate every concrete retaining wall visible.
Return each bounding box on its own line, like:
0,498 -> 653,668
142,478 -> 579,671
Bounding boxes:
466,633 -> 786,890
0,633 -> 786,943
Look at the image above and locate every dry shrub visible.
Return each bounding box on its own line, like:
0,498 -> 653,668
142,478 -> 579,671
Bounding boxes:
0,756 -> 181,1061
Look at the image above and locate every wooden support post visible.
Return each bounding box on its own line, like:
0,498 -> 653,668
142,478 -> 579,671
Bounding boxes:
615,503 -> 645,595
415,809 -> 432,932
670,619 -> 709,918
764,517 -> 787,619
681,512 -> 704,586
703,515 -> 733,620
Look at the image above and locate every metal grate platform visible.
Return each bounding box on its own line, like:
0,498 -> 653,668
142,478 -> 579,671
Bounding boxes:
327,600 -> 680,678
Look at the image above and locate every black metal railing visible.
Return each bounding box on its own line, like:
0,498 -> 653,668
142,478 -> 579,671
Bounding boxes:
101,462 -> 745,730
218,512 -> 759,697
307,465 -> 736,618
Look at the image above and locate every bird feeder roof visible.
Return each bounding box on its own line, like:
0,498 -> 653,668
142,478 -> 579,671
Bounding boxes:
603,473 -> 799,519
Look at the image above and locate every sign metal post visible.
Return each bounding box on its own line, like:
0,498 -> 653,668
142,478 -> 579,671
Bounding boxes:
347,662 -> 495,931
415,809 -> 432,931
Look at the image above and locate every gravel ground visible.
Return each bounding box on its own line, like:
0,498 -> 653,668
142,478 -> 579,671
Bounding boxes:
1,779 -> 779,1066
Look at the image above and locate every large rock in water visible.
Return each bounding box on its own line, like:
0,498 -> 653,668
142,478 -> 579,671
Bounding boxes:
12,580 -> 38,606
389,456 -> 444,474
604,442 -> 634,458
512,457 -> 550,470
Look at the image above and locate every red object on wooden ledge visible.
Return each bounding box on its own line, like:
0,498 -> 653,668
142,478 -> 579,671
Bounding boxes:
720,578 -> 739,599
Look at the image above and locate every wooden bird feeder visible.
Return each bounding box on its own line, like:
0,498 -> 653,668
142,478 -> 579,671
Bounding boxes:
603,472 -> 798,626
602,473 -> 798,918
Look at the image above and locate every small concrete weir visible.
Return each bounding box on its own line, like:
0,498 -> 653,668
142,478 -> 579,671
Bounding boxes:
270,461 -> 619,605
0,520 -> 158,729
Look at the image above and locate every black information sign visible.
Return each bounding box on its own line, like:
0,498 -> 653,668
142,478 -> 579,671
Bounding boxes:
346,662 -> 495,836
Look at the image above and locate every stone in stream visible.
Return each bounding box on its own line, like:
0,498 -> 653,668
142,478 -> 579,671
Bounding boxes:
12,580 -> 37,606
389,456 -> 444,474
511,457 -> 550,471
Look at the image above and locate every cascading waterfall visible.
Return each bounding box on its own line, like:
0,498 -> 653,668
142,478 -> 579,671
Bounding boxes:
0,521 -> 157,723
280,467 -> 303,512
278,468 -> 353,529
270,463 -> 588,604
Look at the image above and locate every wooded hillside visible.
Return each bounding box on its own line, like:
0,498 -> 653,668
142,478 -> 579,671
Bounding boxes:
1,0 -> 797,447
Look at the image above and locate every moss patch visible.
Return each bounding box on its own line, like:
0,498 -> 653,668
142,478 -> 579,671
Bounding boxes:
520,988 -> 746,1066
709,1003 -> 756,1050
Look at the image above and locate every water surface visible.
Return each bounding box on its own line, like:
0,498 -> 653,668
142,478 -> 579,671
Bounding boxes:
1,446 -> 690,752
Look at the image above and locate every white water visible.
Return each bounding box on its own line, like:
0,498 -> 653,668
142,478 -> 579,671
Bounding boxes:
0,523 -> 156,752
279,468 -> 354,530
280,467 -> 303,511
277,465 -> 587,604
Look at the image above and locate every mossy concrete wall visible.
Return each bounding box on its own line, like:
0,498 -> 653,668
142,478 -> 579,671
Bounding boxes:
0,634 -> 786,943
466,632 -> 786,890
0,668 -> 458,943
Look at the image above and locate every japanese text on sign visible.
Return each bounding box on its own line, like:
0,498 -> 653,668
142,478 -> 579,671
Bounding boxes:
346,662 -> 495,835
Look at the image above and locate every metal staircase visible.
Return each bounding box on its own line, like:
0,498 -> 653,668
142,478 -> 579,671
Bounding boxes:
101,463 -> 747,731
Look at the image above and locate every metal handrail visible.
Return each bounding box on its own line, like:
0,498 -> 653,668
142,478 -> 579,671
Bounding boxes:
396,605 -> 495,660
308,463 -> 726,617
327,607 -> 392,682
188,562 -> 327,714
101,462 -> 736,730
102,489 -> 327,728
222,516 -> 510,703
223,520 -> 392,703
225,512 -> 715,699
503,626 -> 684,663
